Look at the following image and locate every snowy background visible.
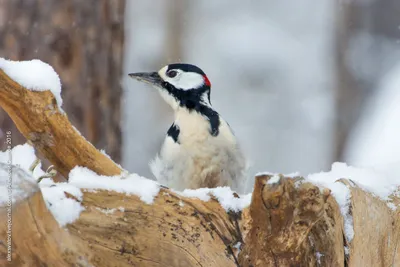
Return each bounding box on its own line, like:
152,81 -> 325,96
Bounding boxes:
122,0 -> 400,191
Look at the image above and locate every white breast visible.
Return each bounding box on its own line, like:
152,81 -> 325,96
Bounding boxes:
150,108 -> 246,192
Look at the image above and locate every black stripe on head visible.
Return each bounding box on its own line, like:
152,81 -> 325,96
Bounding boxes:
167,63 -> 206,75
167,123 -> 180,143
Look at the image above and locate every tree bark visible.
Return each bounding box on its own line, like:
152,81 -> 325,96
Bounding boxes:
0,64 -> 399,266
0,0 -> 125,162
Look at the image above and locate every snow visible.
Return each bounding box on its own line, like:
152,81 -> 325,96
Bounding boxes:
32,163 -> 160,226
387,202 -> 397,211
176,188 -> 211,202
327,182 -> 354,242
307,162 -> 400,242
344,246 -> 350,256
315,252 -> 324,264
0,58 -> 62,109
308,162 -> 398,205
267,174 -> 280,184
0,143 -> 161,226
176,187 -> 252,212
256,171 -> 300,178
0,143 -> 44,205
233,241 -> 242,258
255,171 -> 275,176
40,166 -> 159,225
174,160 -> 398,224
68,166 -> 160,204
40,179 -> 85,227
0,143 -> 45,178
285,172 -> 301,178
0,144 -> 150,226
0,143 -> 84,226
95,207 -> 116,215
118,206 -> 125,212
0,163 -> 38,205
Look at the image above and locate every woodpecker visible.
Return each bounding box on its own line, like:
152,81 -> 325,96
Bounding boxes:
129,63 -> 246,192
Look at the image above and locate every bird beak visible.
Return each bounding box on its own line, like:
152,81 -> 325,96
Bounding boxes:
128,72 -> 163,87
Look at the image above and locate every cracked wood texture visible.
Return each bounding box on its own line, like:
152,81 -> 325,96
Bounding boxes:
340,179 -> 400,266
0,64 -> 400,266
239,176 -> 344,266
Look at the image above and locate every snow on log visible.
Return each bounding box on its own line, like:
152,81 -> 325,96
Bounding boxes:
0,58 -> 399,266
0,164 -> 75,266
342,179 -> 400,266
0,59 -> 122,178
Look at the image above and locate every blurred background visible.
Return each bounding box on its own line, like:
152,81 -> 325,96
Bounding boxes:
0,0 -> 400,190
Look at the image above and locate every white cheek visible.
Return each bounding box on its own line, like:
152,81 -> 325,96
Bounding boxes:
158,89 -> 179,110
169,72 -> 204,91
175,73 -> 204,90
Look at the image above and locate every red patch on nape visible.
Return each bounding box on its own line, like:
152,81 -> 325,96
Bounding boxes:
203,75 -> 211,87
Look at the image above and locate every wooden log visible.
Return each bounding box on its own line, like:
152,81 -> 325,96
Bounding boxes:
0,69 -> 122,178
341,180 -> 400,266
238,175 -> 344,266
0,165 -> 78,266
0,165 -> 244,267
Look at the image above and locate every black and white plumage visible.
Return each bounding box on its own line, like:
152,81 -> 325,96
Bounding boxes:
129,63 -> 246,192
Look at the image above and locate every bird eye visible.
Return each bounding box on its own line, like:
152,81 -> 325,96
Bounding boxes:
167,70 -> 178,78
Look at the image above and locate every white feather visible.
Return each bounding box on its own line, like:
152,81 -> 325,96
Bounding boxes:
150,107 -> 247,193
158,88 -> 179,110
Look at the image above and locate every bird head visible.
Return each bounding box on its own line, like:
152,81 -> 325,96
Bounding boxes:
129,63 -> 212,110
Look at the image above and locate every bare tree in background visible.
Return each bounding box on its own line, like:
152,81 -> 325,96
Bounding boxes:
334,0 -> 400,161
334,2 -> 363,162
0,0 -> 125,163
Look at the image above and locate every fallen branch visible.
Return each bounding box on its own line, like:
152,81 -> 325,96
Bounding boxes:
0,69 -> 121,178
